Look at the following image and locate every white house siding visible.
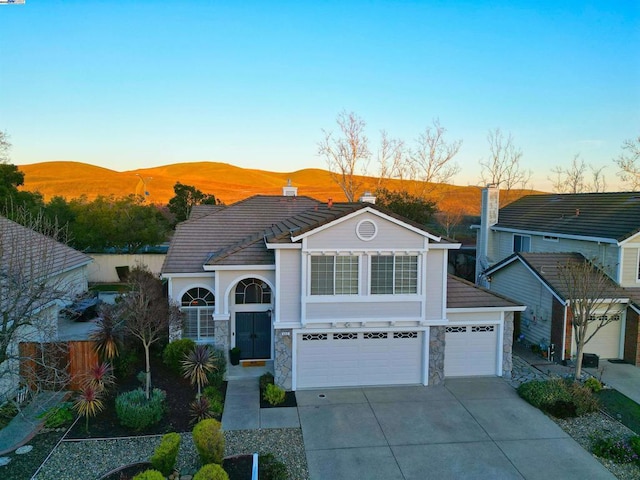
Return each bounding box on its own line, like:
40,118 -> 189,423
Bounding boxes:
425,249 -> 445,319
277,249 -> 301,323
53,265 -> 89,302
87,254 -> 166,283
305,212 -> 425,250
620,237 -> 640,287
305,301 -> 421,322
489,262 -> 554,346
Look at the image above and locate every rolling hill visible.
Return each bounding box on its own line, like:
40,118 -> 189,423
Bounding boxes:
16,161 -> 533,216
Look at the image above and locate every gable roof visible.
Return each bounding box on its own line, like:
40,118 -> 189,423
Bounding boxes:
486,252 -> 627,302
188,204 -> 226,221
494,192 -> 640,242
447,274 -> 523,310
163,195 -> 456,273
162,195 -> 320,273
0,215 -> 92,281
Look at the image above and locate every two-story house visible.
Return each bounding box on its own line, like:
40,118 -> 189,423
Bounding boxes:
475,187 -> 640,366
161,186 -> 524,390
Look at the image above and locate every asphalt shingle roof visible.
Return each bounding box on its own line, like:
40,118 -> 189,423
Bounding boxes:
447,274 -> 521,309
495,192 -> 640,242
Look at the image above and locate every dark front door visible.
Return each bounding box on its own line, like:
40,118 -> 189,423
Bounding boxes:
236,312 -> 271,359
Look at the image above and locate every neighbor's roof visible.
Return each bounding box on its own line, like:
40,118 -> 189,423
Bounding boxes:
188,204 -> 226,221
447,274 -> 523,309
495,192 -> 640,242
163,195 -> 455,273
486,252 -> 627,302
0,215 -> 92,281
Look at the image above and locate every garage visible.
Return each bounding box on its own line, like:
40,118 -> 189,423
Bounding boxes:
572,313 -> 623,359
296,331 -> 423,389
444,324 -> 499,377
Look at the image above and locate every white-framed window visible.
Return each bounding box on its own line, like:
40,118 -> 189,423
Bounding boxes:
513,234 -> 531,253
370,254 -> 418,294
181,287 -> 215,341
310,255 -> 359,295
543,235 -> 559,242
235,278 -> 271,304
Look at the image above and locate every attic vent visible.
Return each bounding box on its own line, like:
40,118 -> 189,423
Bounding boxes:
356,219 -> 377,241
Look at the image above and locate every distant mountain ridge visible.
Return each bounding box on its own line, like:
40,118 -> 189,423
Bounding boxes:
16,160 -> 530,215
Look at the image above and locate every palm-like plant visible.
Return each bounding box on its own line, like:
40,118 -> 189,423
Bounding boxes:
189,396 -> 214,425
83,361 -> 115,393
90,305 -> 122,361
181,345 -> 216,397
73,385 -> 105,433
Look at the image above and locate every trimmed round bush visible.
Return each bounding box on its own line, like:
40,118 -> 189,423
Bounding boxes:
263,383 -> 285,406
584,377 -> 603,393
193,419 -> 225,465
150,432 -> 181,476
517,378 -> 599,418
193,463 -> 229,480
115,388 -> 166,430
132,469 -> 165,480
163,338 -> 196,374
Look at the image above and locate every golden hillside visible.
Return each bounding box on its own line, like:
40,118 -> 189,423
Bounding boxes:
17,161 -> 535,216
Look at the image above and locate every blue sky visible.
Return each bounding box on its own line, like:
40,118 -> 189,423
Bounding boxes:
1,0 -> 638,191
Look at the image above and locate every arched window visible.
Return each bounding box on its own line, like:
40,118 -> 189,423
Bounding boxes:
235,278 -> 272,304
181,287 -> 215,341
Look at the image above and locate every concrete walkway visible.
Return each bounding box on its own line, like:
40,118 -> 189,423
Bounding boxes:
586,360 -> 640,404
221,378 -> 300,431
0,391 -> 68,455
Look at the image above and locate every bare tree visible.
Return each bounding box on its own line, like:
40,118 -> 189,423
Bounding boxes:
435,208 -> 466,239
550,155 -> 607,193
318,111 -> 371,201
409,119 -> 462,195
0,209 -> 82,401
479,129 -> 531,201
118,266 -> 178,400
614,135 -> 640,190
0,131 -> 11,164
375,130 -> 406,189
557,256 -> 623,380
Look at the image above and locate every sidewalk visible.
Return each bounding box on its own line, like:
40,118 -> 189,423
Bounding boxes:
0,390 -> 68,455
221,378 -> 299,431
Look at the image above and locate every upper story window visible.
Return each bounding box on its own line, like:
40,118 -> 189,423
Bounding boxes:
513,234 -> 531,253
370,255 -> 418,294
235,278 -> 272,304
310,255 -> 359,295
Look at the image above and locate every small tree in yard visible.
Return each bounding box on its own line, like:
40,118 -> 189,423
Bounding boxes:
182,344 -> 216,398
118,266 -> 178,400
557,255 -> 624,380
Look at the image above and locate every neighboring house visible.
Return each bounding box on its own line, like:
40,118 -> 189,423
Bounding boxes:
0,215 -> 92,400
161,186 -> 524,390
475,187 -> 640,365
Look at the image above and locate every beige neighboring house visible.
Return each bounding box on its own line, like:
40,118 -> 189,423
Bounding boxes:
0,215 -> 92,401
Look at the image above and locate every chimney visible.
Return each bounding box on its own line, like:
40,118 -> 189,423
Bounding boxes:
327,198 -> 333,209
358,191 -> 376,204
282,179 -> 298,197
476,185 -> 499,287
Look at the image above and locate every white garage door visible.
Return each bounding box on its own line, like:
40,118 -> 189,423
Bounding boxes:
296,331 -> 423,389
572,314 -> 623,359
445,325 -> 498,377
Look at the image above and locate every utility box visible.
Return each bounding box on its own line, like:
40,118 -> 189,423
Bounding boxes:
582,353 -> 599,369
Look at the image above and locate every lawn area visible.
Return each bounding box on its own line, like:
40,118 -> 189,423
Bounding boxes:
596,388 -> 640,434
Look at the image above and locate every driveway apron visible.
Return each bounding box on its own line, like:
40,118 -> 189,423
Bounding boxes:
298,377 -> 615,480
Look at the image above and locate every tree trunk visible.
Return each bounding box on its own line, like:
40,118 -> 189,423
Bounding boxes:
574,344 -> 584,381
144,343 -> 151,400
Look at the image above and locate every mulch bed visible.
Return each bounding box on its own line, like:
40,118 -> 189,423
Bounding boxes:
67,353 -> 202,438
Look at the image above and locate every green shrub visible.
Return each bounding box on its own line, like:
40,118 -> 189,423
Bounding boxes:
150,432 -> 181,476
517,378 -> 598,418
591,436 -> 640,464
193,418 -> 225,465
584,377 -> 603,393
263,384 -> 285,406
259,372 -> 274,392
206,348 -> 227,389
203,386 -> 224,415
39,402 -> 74,428
163,339 -> 197,374
132,469 -> 165,480
193,463 -> 229,480
113,348 -> 139,379
259,453 -> 288,480
115,388 -> 166,430
0,402 -> 18,429
630,435 -> 640,457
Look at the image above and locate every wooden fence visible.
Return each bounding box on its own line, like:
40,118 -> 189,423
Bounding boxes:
19,340 -> 98,391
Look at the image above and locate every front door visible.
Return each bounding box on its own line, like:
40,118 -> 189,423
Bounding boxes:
236,312 -> 271,359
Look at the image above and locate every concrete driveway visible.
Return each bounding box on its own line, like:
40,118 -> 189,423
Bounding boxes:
586,360 -> 640,405
297,377 -> 614,480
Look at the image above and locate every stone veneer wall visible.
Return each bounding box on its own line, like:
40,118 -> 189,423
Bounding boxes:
274,330 -> 293,390
502,312 -> 514,378
428,326 -> 445,386
214,320 -> 229,357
